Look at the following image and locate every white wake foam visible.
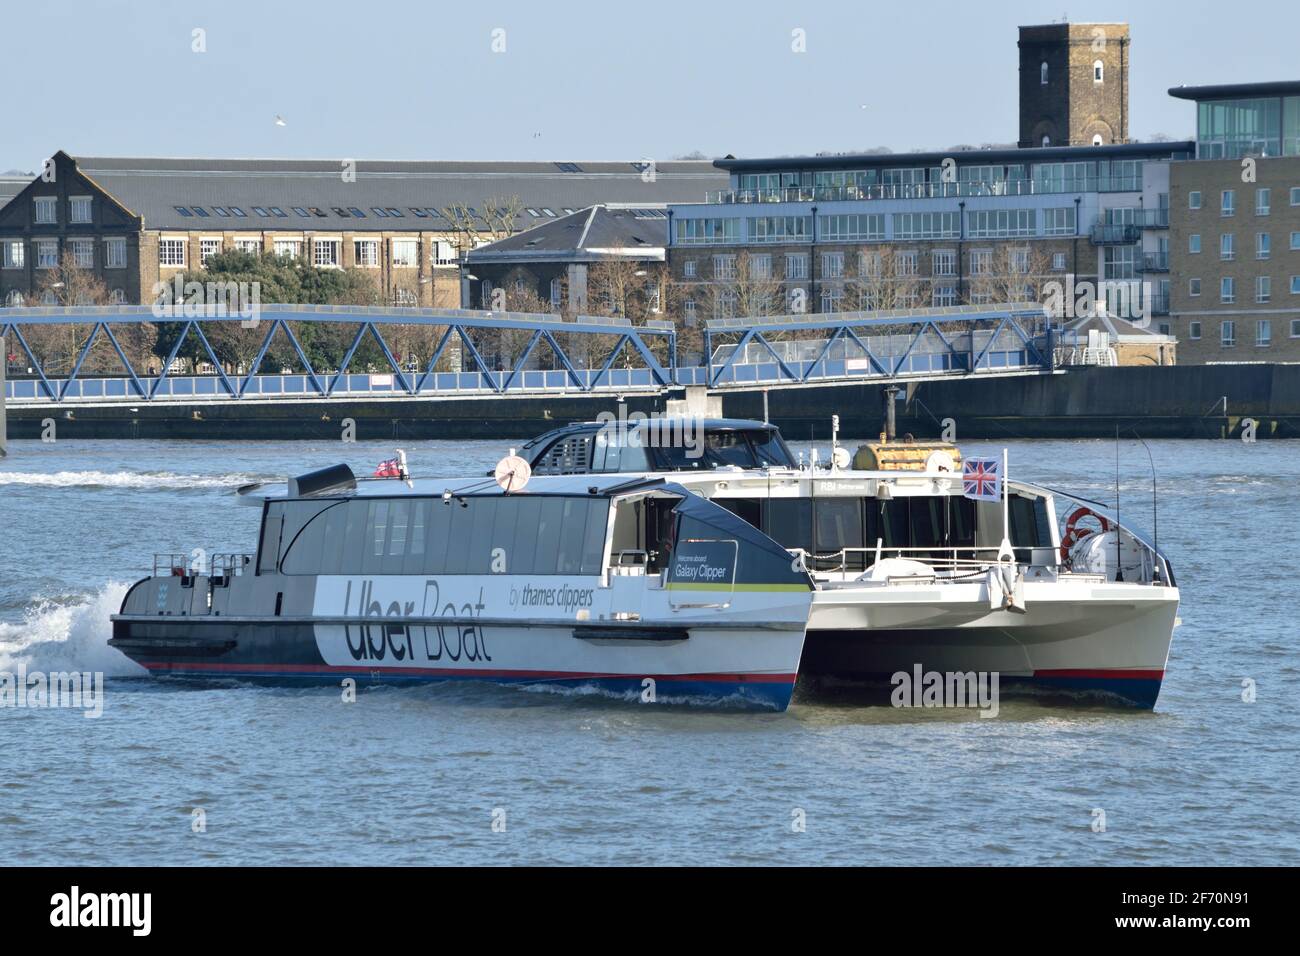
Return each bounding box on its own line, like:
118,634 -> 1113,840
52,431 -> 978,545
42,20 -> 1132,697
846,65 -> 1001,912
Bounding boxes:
0,470 -> 260,490
0,583 -> 146,676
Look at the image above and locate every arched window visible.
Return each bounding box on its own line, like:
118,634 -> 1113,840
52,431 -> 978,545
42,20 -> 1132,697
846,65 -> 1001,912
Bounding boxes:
1093,60 -> 1104,83
1040,61 -> 1049,85
1042,135 -> 1051,148
1092,134 -> 1104,146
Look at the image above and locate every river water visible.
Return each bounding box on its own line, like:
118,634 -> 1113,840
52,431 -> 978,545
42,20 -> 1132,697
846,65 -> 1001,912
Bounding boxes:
0,436 -> 1295,865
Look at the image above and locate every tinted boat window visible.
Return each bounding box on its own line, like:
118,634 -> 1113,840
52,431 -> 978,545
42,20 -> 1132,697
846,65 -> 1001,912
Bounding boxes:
747,430 -> 795,467
280,495 -> 611,576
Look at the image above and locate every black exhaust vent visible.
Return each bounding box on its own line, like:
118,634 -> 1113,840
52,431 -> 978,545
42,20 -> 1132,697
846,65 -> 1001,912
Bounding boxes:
287,463 -> 356,498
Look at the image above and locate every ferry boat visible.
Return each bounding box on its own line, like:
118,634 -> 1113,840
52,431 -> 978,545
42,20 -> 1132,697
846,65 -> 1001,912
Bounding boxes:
108,464 -> 816,709
516,417 -> 1181,708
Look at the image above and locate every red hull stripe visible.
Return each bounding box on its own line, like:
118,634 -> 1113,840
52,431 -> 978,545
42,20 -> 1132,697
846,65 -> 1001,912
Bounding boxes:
1033,668 -> 1164,680
140,661 -> 797,684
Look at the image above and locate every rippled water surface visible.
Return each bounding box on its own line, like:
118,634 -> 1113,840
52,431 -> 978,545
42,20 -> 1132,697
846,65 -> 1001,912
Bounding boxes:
0,436 -> 1295,865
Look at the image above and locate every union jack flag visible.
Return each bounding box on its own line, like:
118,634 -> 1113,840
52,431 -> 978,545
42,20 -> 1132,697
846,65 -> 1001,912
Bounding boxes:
373,457 -> 403,478
962,457 -> 1001,501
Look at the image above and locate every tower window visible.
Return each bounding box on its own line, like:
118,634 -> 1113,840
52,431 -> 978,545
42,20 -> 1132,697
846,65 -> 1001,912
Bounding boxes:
1092,134 -> 1104,146
1041,135 -> 1051,148
1040,62 -> 1049,85
1093,60 -> 1104,83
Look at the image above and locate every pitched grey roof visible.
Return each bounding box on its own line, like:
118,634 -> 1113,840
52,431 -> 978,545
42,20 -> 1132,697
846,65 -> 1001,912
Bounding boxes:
68,156 -> 724,232
0,175 -> 30,209
466,205 -> 667,264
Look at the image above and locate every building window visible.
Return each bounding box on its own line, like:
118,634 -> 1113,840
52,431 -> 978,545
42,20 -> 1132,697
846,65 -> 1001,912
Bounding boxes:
69,196 -> 92,223
34,197 -> 57,224
1221,320 -> 1236,347
1052,252 -> 1067,270
69,238 -> 94,269
200,238 -> 222,265
1255,232 -> 1271,258
354,240 -> 378,267
933,250 -> 957,277
1291,187 -> 1300,206
1189,277 -> 1201,296
682,259 -> 697,279
750,254 -> 772,279
104,237 -> 126,269
392,239 -> 418,267
1293,276 -> 1300,295
1041,135 -> 1051,148
159,239 -> 186,267
434,240 -> 457,265
1,240 -> 23,269
394,288 -> 417,307
1189,321 -> 1202,340
683,299 -> 697,327
896,250 -> 919,276
1291,231 -> 1300,250
314,239 -> 340,267
1043,207 -> 1077,236
1256,188 -> 1271,215
1092,134 -> 1104,146
1291,318 -> 1300,337
1257,276 -> 1271,302
109,288 -> 126,305
970,250 -> 992,275
274,238 -> 301,259
1189,234 -> 1201,254
819,287 -> 844,313
820,252 -> 844,278
785,253 -> 809,280
1257,319 -> 1272,346
234,238 -> 261,254
891,212 -> 956,241
1188,191 -> 1201,209
36,239 -> 58,269
712,255 -> 737,280
1040,61 -> 1049,85
5,290 -> 24,306
1220,233 -> 1234,260
549,278 -> 563,310
933,285 -> 957,307
1093,60 -> 1104,83
1221,277 -> 1235,303
1221,190 -> 1235,216
966,208 -> 1035,238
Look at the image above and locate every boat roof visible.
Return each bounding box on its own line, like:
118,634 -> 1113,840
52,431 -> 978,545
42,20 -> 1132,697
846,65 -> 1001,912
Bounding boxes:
238,471 -> 677,503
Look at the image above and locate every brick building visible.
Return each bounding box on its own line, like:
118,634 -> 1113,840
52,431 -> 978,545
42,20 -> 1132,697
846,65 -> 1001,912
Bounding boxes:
0,153 -> 724,310
1018,23 -> 1130,148
1164,82 -> 1300,362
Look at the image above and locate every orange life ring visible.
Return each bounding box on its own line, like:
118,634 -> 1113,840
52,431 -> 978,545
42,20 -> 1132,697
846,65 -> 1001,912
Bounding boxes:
1059,507 -> 1111,566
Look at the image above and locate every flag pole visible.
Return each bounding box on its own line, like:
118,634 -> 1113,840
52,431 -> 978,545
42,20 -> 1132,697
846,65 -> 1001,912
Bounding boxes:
997,447 -> 1014,563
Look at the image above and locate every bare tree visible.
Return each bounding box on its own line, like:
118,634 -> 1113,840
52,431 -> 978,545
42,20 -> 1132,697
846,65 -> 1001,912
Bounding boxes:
438,194 -> 526,252
966,245 -> 1054,306
843,246 -> 925,312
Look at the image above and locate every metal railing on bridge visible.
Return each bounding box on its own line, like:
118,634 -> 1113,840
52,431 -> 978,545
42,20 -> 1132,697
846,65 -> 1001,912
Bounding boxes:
702,303 -> 1052,388
0,304 -> 677,404
1,302 -> 1055,405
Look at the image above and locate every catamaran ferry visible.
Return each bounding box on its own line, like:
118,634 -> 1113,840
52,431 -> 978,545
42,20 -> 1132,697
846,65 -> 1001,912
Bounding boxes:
514,417 -> 1181,708
108,462 -> 815,709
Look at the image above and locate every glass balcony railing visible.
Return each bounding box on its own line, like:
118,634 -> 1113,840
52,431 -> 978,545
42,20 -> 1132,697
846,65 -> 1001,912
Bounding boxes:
703,175 -> 1145,205
1137,208 -> 1170,228
1139,252 -> 1170,272
1090,224 -> 1141,244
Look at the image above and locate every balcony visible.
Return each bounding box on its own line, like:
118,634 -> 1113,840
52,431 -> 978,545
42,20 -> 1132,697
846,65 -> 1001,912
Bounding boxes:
1137,208 -> 1170,229
704,175 -> 1146,205
1150,293 -> 1170,315
1138,252 -> 1170,272
1090,224 -> 1141,245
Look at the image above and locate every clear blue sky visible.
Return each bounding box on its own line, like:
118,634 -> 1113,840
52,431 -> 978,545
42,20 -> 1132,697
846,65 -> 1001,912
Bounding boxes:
3,0 -> 1295,170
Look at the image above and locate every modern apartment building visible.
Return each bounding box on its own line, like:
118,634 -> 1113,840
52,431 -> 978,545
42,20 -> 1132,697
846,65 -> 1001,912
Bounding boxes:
0,152 -> 725,310
1165,82 -> 1300,362
665,140 -> 1186,331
